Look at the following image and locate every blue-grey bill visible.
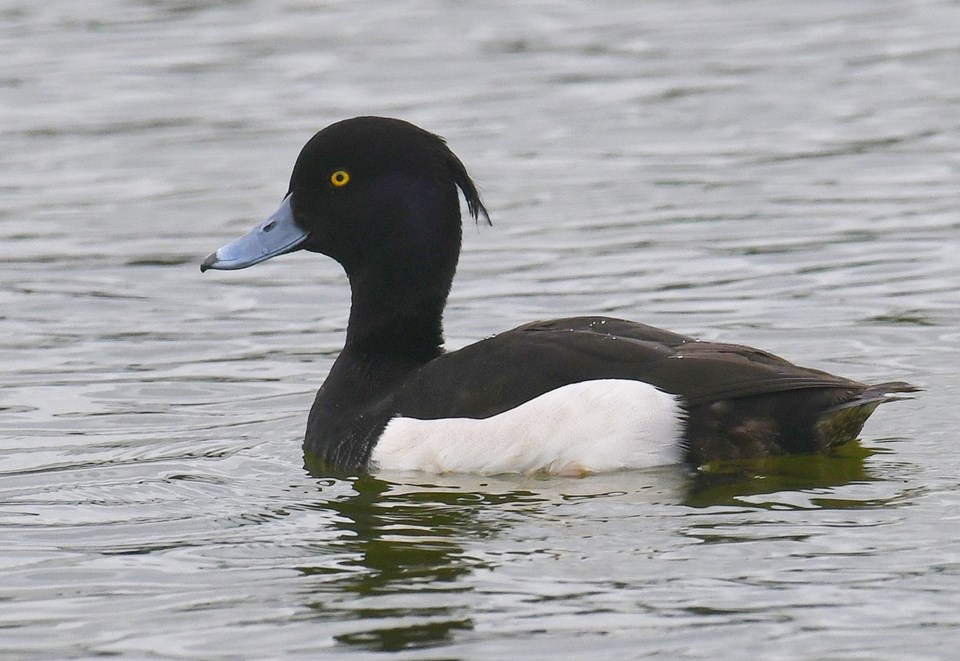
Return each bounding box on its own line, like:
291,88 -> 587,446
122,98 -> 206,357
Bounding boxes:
200,195 -> 308,272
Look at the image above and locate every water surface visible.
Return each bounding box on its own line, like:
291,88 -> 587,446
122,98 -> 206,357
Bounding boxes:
2,1 -> 959,658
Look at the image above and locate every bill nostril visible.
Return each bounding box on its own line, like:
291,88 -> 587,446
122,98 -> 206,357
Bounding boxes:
263,221 -> 276,232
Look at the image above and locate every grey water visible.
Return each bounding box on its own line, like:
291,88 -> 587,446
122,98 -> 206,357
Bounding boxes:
2,0 -> 959,658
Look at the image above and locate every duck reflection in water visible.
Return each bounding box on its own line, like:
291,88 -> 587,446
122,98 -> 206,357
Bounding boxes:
296,474 -> 546,652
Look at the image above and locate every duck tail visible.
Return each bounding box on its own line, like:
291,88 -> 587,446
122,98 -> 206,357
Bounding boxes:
815,381 -> 919,447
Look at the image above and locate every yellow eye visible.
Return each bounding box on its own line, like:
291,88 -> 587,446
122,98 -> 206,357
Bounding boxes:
330,170 -> 350,187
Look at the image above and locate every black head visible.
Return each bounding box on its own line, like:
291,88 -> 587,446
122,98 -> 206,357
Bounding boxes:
201,117 -> 489,356
289,117 -> 488,273
202,116 -> 488,277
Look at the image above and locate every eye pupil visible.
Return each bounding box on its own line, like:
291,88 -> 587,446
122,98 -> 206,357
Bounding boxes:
331,170 -> 350,187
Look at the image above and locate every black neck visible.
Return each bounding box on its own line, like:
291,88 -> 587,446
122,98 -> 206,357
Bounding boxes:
343,263 -> 451,363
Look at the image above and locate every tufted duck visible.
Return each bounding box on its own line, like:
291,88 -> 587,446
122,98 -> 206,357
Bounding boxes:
202,117 -> 916,474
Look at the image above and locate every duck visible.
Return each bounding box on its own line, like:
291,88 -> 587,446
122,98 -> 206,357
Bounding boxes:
201,116 -> 916,475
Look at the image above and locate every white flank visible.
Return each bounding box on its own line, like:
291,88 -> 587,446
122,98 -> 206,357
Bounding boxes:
370,379 -> 684,475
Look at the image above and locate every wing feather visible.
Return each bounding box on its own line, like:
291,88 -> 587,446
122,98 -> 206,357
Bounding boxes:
392,316 -> 861,419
